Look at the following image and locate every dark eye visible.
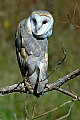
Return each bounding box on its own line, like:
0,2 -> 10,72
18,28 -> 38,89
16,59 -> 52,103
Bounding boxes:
33,18 -> 36,24
42,20 -> 47,24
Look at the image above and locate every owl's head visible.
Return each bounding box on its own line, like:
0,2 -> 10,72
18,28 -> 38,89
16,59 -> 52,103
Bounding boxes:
27,10 -> 54,39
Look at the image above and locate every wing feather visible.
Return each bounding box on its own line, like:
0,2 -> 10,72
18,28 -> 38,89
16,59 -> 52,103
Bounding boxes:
15,20 -> 41,77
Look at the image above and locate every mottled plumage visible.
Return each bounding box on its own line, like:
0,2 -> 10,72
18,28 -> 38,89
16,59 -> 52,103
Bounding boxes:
15,10 -> 54,94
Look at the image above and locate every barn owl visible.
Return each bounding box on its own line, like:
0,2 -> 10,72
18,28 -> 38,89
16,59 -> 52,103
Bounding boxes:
15,10 -> 54,95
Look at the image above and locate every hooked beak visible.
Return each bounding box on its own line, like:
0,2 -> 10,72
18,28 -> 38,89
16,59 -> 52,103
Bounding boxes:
35,24 -> 42,35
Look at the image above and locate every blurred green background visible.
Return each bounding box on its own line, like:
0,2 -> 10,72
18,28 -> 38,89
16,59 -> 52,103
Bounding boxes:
0,0 -> 80,119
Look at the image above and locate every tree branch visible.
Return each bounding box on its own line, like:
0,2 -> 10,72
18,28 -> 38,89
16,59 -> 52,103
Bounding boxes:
0,69 -> 80,98
0,83 -> 28,95
46,69 -> 80,91
55,88 -> 80,100
44,69 -> 80,99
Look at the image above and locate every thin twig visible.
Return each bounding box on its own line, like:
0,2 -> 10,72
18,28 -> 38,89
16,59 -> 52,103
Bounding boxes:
56,103 -> 73,120
68,14 -> 80,29
46,39 -> 66,80
55,87 -> 80,100
68,2 -> 80,28
24,95 -> 30,120
32,99 -> 75,120
31,97 -> 39,119
72,3 -> 78,20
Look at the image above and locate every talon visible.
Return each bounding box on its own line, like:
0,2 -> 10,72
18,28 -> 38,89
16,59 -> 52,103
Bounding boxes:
23,79 -> 34,94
